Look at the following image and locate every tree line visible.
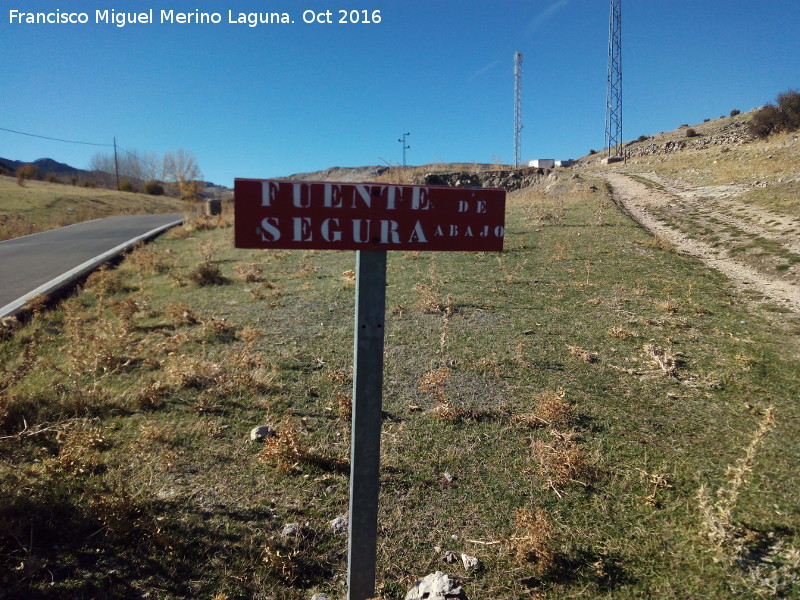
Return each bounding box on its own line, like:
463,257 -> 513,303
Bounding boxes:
89,148 -> 204,201
8,148 -> 204,202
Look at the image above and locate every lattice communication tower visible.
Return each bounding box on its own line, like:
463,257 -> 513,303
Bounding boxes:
604,0 -> 622,157
514,51 -> 523,168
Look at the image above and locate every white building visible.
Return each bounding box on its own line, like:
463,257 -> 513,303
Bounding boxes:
528,159 -> 555,169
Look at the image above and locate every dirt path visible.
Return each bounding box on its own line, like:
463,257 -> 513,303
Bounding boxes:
601,172 -> 800,315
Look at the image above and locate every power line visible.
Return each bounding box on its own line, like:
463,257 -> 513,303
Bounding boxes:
0,126 -> 114,147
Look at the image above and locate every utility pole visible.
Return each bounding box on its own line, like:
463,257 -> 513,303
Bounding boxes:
397,133 -> 410,167
604,0 -> 622,158
514,51 -> 523,168
113,137 -> 120,190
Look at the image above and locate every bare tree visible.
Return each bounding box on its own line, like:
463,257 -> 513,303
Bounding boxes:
163,148 -> 203,201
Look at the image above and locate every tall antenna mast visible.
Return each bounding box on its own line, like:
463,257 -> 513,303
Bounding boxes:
604,0 -> 622,158
514,51 -> 523,168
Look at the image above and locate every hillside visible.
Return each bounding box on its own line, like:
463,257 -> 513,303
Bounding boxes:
0,175 -> 192,241
579,109 -> 800,321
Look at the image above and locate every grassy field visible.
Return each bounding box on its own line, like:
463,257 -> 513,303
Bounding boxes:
0,175 -> 191,241
1,175 -> 799,599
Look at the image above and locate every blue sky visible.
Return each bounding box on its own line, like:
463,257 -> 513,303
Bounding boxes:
2,0 -> 799,186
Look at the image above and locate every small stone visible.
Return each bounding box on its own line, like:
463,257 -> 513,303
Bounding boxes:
250,425 -> 275,442
443,550 -> 458,564
281,522 -> 301,537
330,515 -> 348,535
405,571 -> 469,600
442,472 -> 454,484
311,594 -> 334,600
461,553 -> 480,571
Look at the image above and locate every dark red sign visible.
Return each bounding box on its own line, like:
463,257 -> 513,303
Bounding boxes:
234,179 -> 506,252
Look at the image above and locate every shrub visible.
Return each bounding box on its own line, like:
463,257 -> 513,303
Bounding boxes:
685,128 -> 698,137
777,89 -> 800,130
118,179 -> 134,192
748,104 -> 784,138
637,135 -> 649,142
730,109 -> 741,117
588,149 -> 597,155
70,175 -> 79,186
144,180 -> 164,195
16,163 -> 38,186
45,172 -> 62,183
749,90 -> 800,138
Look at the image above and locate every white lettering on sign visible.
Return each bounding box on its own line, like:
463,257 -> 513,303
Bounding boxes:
259,217 -> 281,242
237,179 -> 506,251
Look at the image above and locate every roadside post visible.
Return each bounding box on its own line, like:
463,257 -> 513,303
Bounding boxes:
235,179 -> 505,600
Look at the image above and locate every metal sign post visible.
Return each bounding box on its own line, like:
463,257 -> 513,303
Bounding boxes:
234,178 -> 505,600
347,250 -> 387,599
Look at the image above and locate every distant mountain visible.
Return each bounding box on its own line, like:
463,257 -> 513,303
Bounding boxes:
0,156 -> 230,195
0,156 -> 87,178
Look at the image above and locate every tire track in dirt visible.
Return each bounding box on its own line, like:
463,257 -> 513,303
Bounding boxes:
632,172 -> 800,254
601,172 -> 800,315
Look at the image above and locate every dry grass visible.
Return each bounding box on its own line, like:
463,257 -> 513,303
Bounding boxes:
531,430 -> 591,494
0,175 -> 190,241
258,417 -> 346,473
512,507 -> 556,573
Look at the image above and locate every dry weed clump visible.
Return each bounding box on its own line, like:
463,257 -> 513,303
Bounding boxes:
515,389 -> 574,430
164,302 -> 201,327
85,265 -> 126,296
0,316 -> 22,341
250,280 -> 282,301
0,214 -> 37,241
53,427 -> 107,475
262,539 -> 302,583
414,283 -> 443,313
186,241 -> 229,286
234,262 -> 263,282
163,354 -> 225,390
643,343 -> 678,378
418,365 -> 451,404
512,507 -> 556,573
132,381 -> 167,410
414,260 -> 445,313
567,344 -> 598,364
258,417 -> 345,473
187,261 -> 228,286
340,269 -> 356,287
696,407 -> 799,594
531,430 -> 590,494
335,392 -> 352,420
127,242 -> 170,275
698,407 -> 776,556
63,298 -> 136,376
608,325 -> 635,340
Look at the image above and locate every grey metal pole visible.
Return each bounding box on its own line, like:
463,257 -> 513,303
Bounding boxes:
347,250 -> 387,600
398,133 -> 410,167
113,137 -> 120,191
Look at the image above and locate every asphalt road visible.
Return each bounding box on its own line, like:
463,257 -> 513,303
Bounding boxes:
0,213 -> 183,318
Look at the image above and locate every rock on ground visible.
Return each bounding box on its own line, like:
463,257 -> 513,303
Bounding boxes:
404,571 -> 469,600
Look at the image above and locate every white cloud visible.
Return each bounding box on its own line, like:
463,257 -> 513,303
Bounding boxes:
525,0 -> 574,36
